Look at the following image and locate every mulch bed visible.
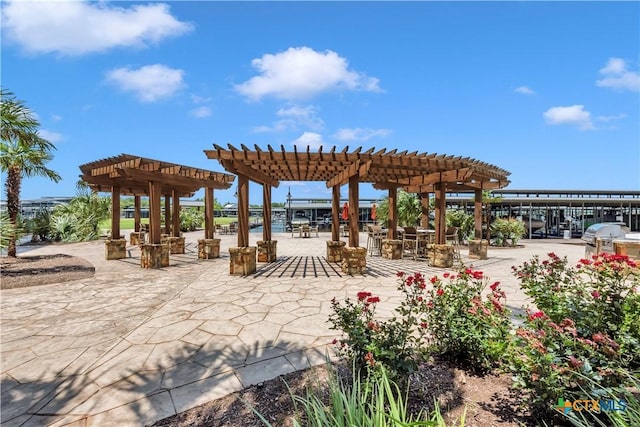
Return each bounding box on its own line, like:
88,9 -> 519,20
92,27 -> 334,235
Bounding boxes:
1,253 -> 95,289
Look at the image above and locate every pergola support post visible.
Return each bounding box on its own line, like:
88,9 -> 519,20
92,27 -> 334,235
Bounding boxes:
431,182 -> 454,268
130,195 -> 145,245
230,174 -> 256,274
469,189 -> 488,260
142,181 -> 170,268
258,184 -> 277,262
199,186 -> 220,259
105,185 -> 126,260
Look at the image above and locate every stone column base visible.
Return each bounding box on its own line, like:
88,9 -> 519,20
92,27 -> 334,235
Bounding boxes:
257,240 -> 277,263
326,240 -> 346,262
198,239 -> 220,259
129,232 -> 145,246
341,246 -> 367,275
141,243 -> 170,268
431,244 -> 454,268
229,247 -> 257,275
468,239 -> 488,260
161,236 -> 185,254
614,240 -> 640,260
381,239 -> 403,259
105,239 -> 127,260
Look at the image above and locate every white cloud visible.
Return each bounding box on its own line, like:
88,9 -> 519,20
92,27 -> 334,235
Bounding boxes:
543,105 -> 595,130
253,104 -> 324,133
235,46 -> 381,101
293,132 -> 324,149
596,58 -> 640,92
191,94 -> 212,104
51,114 -> 62,122
39,129 -> 63,143
190,106 -> 211,118
333,128 -> 392,142
515,86 -> 535,95
596,113 -> 628,122
105,64 -> 185,102
1,0 -> 192,56
277,105 -> 324,130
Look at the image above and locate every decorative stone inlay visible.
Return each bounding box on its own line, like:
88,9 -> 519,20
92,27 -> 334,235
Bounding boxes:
431,244 -> 454,268
198,239 -> 220,259
129,232 -> 145,246
161,236 -> 185,254
229,247 -> 257,275
341,246 -> 367,274
104,239 -> 126,260
257,240 -> 277,263
381,239 -> 403,259
326,240 -> 346,262
468,239 -> 489,260
141,243 -> 170,269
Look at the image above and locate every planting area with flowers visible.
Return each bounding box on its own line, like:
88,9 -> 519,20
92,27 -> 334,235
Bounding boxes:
157,248 -> 639,427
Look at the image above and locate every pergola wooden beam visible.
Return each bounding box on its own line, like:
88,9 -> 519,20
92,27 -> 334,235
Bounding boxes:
79,154 -> 234,247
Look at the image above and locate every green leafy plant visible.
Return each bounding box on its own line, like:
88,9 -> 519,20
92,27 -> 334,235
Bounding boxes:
490,217 -> 525,247
423,269 -> 512,371
509,252 -> 640,412
329,285 -> 426,379
248,363 -> 439,427
446,210 -> 473,243
0,211 -> 23,249
179,208 -> 204,232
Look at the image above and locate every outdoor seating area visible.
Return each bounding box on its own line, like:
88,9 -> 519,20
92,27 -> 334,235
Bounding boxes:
218,222 -> 238,235
291,224 -> 319,238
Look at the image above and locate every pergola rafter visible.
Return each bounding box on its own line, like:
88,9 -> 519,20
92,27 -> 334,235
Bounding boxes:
79,154 -> 234,244
205,144 -> 510,247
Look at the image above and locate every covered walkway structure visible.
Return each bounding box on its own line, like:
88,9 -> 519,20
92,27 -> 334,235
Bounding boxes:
205,144 -> 510,274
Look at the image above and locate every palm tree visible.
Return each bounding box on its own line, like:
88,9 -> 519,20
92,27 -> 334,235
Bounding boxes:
397,191 -> 421,227
1,89 -> 61,257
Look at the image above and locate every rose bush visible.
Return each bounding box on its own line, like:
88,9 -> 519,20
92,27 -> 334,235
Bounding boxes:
509,252 -> 640,411
329,269 -> 512,378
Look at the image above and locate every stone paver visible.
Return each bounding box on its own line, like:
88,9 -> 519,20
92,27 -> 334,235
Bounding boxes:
1,231 -> 586,426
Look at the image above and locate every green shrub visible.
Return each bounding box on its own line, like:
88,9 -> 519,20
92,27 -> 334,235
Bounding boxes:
0,212 -> 23,249
509,252 -> 640,412
329,284 -> 426,379
446,210 -> 473,242
423,269 -> 512,371
179,209 -> 204,232
490,217 -> 525,246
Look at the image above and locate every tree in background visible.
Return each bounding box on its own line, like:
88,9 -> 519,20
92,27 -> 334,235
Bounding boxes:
397,191 -> 421,227
1,88 -> 61,257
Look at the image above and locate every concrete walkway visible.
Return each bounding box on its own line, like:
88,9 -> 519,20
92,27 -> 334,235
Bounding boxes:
1,231 -> 587,426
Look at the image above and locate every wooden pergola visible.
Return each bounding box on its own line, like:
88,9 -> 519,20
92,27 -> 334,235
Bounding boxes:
79,154 -> 235,245
205,144 -> 510,247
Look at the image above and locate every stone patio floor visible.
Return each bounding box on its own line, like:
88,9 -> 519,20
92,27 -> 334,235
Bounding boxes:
1,231 -> 587,426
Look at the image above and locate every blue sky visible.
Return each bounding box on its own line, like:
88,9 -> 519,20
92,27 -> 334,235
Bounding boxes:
2,1 -> 639,205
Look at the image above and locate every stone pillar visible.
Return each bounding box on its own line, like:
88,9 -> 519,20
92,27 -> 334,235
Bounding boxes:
229,247 -> 257,275
381,239 -> 403,260
105,238 -> 126,260
141,243 -> 170,269
129,231 -> 145,246
431,244 -> 454,268
161,236 -> 185,254
614,240 -> 640,260
257,240 -> 277,263
341,246 -> 367,275
326,240 -> 346,262
198,239 -> 220,259
468,239 -> 489,260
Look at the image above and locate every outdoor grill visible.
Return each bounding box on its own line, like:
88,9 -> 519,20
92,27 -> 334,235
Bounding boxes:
581,222 -> 630,257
